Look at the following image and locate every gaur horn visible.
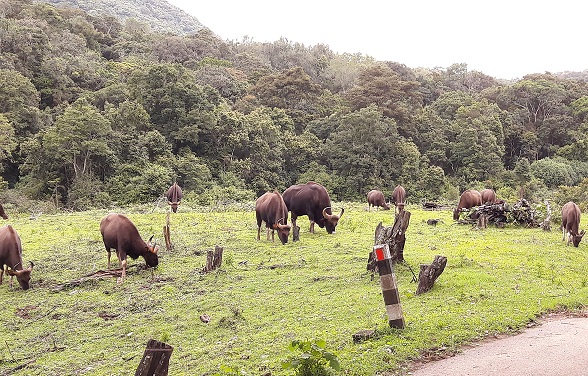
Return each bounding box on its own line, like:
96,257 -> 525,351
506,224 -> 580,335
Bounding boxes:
322,207 -> 333,220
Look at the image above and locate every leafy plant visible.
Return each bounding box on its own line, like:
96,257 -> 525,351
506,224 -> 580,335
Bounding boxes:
282,339 -> 340,376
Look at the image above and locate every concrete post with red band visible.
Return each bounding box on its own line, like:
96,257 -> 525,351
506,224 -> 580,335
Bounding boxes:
374,243 -> 405,329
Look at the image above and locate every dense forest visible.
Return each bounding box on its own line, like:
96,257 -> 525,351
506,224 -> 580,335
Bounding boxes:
2,0 -> 588,211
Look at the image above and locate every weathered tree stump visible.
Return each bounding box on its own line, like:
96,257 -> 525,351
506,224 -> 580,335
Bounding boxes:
540,200 -> 552,231
292,225 -> 300,242
367,210 -> 411,272
416,255 -> 447,295
352,329 -> 375,343
135,339 -> 173,376
426,218 -> 440,226
163,213 -> 172,251
202,246 -> 223,273
477,213 -> 488,229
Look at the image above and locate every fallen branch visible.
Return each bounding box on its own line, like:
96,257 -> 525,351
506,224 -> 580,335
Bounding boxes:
52,265 -> 142,291
1,359 -> 36,376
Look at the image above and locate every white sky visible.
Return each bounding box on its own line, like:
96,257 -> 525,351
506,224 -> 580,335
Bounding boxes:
165,0 -> 587,80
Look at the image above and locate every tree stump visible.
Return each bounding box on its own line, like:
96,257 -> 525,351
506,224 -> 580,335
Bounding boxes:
292,225 -> 300,242
203,246 -> 223,273
416,255 -> 447,295
540,200 -> 552,231
135,339 -> 173,376
367,210 -> 411,272
163,213 -> 172,251
477,214 -> 488,229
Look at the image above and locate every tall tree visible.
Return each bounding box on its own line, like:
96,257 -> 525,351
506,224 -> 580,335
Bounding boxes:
324,105 -> 401,200
42,98 -> 113,182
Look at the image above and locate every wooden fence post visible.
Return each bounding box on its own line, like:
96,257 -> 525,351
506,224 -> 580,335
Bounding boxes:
135,339 -> 173,376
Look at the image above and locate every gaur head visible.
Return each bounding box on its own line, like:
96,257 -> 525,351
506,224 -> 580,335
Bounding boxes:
322,207 -> 344,234
273,218 -> 291,244
571,230 -> 586,247
7,261 -> 34,290
143,236 -> 159,267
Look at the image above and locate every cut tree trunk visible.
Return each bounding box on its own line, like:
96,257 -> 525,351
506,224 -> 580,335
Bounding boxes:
367,210 -> 411,272
540,200 -> 552,231
203,246 -> 223,273
135,339 -> 173,376
163,213 -> 172,251
416,255 -> 447,295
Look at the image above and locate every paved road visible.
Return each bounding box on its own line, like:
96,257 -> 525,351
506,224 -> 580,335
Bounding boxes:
407,316 -> 588,376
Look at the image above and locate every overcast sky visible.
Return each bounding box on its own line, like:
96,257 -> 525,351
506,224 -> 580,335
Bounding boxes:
165,0 -> 586,80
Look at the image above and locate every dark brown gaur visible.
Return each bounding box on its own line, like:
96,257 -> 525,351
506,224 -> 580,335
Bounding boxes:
480,188 -> 497,205
166,183 -> 183,213
0,225 -> 33,290
392,185 -> 406,213
561,201 -> 585,247
255,191 -> 291,244
99,213 -> 159,283
282,182 -> 344,234
453,189 -> 483,220
367,190 -> 390,211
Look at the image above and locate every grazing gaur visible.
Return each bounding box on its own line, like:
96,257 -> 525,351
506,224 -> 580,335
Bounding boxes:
392,185 -> 406,213
480,188 -> 497,205
0,204 -> 8,220
166,182 -> 183,213
367,190 -> 390,211
282,182 -> 344,234
0,225 -> 33,290
255,191 -> 291,244
99,213 -> 159,283
453,189 -> 483,220
561,201 -> 585,247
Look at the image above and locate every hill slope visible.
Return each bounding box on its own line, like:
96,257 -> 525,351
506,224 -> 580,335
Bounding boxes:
39,0 -> 205,34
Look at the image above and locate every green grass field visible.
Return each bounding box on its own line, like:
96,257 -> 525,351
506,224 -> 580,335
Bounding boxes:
0,202 -> 586,375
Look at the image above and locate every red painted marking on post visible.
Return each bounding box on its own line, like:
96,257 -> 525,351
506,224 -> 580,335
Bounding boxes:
375,247 -> 385,261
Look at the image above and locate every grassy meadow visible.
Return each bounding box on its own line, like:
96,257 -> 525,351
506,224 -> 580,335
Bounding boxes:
0,201 -> 587,375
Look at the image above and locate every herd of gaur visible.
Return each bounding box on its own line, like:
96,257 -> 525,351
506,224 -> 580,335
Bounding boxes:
0,182 -> 584,290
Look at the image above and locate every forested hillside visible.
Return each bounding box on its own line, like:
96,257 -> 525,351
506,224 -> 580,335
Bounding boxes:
2,0 -> 588,211
40,0 -> 204,34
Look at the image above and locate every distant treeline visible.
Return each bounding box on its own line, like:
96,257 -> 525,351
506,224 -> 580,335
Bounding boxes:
1,0 -> 588,211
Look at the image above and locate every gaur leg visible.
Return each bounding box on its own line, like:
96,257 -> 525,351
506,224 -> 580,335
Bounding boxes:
309,221 -> 315,233
266,227 -> 271,241
106,248 -> 112,269
291,213 -> 298,228
118,253 -> 127,284
257,225 -> 261,240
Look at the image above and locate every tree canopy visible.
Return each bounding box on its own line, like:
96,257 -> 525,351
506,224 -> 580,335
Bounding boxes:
2,1 -> 588,209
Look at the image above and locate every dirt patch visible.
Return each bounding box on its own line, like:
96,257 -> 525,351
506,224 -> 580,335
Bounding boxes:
15,305 -> 38,319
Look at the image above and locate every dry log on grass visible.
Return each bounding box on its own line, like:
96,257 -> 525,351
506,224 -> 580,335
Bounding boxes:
416,255 -> 447,295
455,199 -> 542,227
52,265 -> 143,291
135,339 -> 173,376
